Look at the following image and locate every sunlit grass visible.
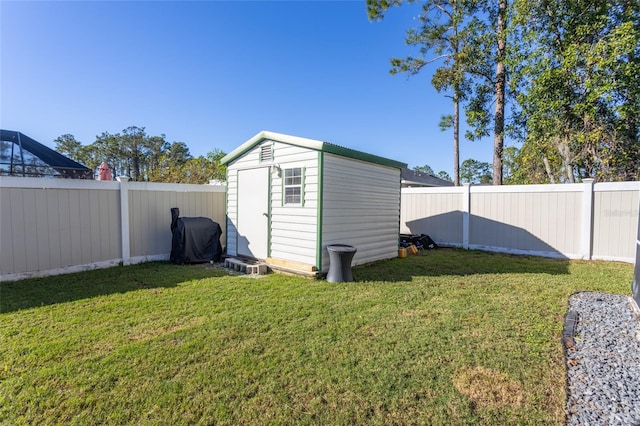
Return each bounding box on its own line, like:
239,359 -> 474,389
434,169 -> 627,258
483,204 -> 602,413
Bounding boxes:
0,250 -> 633,425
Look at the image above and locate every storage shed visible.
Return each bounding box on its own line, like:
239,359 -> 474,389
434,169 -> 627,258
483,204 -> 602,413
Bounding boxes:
221,131 -> 407,276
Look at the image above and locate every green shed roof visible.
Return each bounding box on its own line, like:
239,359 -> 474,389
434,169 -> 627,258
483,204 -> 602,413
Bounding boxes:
221,131 -> 407,169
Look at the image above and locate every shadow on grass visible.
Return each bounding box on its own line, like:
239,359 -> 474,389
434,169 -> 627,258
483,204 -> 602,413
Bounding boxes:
2,250 -> 573,312
352,248 -> 571,283
0,262 -> 227,314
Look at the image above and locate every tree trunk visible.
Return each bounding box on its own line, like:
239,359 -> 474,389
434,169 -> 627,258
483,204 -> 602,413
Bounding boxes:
557,138 -> 575,183
454,93 -> 460,186
542,156 -> 556,183
133,157 -> 140,182
453,6 -> 460,187
493,0 -> 507,185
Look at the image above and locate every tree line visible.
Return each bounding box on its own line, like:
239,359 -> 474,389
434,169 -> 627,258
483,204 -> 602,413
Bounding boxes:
369,0 -> 639,185
414,159 -> 492,184
55,126 -> 226,184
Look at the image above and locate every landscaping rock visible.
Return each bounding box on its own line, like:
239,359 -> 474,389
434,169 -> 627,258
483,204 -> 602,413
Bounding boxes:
565,292 -> 640,425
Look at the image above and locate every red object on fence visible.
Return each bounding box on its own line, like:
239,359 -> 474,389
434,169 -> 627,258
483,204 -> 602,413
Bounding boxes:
98,162 -> 112,181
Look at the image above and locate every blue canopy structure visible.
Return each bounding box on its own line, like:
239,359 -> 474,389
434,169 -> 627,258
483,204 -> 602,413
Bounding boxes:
0,130 -> 92,179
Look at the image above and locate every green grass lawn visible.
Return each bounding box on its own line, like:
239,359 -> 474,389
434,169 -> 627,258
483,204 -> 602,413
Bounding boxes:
0,249 -> 633,425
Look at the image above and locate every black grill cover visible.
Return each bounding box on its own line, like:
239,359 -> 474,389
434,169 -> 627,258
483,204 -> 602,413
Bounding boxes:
170,208 -> 223,264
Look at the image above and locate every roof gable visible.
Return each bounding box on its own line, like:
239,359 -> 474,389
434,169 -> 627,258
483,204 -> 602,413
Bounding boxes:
221,131 -> 407,169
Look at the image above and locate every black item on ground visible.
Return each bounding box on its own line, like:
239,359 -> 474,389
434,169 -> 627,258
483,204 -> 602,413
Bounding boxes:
326,244 -> 357,283
400,234 -> 438,250
170,208 -> 223,264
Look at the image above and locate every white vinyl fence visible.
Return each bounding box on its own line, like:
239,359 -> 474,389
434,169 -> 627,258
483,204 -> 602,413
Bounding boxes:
633,191 -> 640,306
2,177 -> 638,283
0,177 -> 226,282
401,180 -> 639,263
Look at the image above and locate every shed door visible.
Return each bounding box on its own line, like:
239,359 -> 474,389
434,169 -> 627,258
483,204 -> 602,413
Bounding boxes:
237,167 -> 270,259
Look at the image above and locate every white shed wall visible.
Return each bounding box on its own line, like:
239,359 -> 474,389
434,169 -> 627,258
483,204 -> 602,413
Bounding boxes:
225,140 -> 319,265
269,144 -> 319,266
321,153 -> 401,271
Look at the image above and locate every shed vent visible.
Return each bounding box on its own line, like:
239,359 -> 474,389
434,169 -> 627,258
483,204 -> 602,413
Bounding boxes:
260,144 -> 273,162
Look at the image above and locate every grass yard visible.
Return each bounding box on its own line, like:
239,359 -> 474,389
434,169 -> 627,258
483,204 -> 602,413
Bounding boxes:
0,249 -> 634,425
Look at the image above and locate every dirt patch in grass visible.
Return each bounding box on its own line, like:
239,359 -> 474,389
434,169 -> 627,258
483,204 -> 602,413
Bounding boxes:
452,365 -> 525,410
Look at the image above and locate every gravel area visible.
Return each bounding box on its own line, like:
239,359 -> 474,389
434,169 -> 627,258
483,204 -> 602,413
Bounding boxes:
565,292 -> 640,425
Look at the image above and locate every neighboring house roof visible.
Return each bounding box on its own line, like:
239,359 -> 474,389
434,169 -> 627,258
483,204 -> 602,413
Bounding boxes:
401,168 -> 454,187
0,129 -> 93,179
221,131 -> 408,169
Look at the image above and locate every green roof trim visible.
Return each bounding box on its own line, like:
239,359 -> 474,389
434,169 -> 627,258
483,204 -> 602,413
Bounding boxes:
221,131 -> 407,169
315,151 -> 324,271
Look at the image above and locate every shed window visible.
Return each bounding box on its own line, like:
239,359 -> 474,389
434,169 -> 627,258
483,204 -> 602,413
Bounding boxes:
284,167 -> 303,205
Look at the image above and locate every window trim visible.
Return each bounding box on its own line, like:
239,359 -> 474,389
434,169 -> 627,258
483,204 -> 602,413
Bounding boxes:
282,167 -> 304,206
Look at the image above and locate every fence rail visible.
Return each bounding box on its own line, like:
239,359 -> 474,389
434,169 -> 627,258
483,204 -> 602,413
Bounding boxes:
1,177 -> 226,282
401,180 -> 639,263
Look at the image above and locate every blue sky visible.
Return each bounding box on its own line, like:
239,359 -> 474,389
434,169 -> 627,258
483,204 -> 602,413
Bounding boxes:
1,0 -> 495,176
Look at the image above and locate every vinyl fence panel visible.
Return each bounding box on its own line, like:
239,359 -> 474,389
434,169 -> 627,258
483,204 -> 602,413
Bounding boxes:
592,182 -> 639,262
0,177 -> 225,282
401,187 -> 465,246
400,181 -> 639,262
